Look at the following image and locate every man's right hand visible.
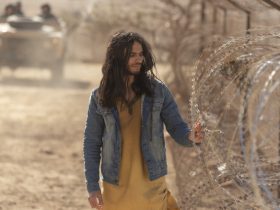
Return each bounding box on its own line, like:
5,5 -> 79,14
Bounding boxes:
88,191 -> 104,209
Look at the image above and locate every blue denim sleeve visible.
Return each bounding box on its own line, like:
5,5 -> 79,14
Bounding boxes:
160,84 -> 193,147
83,90 -> 104,193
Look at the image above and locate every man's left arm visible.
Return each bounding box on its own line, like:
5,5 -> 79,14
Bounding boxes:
160,84 -> 203,146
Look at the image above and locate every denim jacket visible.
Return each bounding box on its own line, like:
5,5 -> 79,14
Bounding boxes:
83,79 -> 193,193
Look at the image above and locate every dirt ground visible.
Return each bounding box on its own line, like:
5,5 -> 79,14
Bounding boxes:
0,63 -> 175,210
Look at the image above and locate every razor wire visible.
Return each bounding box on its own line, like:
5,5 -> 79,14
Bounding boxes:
171,29 -> 280,209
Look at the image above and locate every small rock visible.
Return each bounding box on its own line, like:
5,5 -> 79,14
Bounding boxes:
40,148 -> 54,155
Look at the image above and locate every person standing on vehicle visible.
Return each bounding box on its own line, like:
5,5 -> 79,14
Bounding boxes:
14,1 -> 24,16
83,31 -> 204,210
1,4 -> 15,20
38,3 -> 59,28
39,4 -> 58,22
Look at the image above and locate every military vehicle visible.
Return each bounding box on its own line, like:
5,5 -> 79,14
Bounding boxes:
0,15 -> 66,80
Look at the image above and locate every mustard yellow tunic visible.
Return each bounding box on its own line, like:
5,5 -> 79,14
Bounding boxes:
103,97 -> 179,210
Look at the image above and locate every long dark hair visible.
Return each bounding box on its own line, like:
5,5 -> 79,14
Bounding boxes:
99,31 -> 157,108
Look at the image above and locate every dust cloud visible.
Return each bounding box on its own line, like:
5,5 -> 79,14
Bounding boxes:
0,62 -> 102,210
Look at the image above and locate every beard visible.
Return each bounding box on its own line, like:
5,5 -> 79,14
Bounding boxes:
126,67 -> 141,76
126,70 -> 141,76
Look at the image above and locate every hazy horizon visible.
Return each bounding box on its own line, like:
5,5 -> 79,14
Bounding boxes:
0,0 -> 93,16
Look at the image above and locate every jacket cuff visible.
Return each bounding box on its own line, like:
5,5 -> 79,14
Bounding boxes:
87,182 -> 101,193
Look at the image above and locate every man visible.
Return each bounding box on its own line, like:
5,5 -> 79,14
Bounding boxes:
83,32 -> 204,210
14,1 -> 24,16
1,4 -> 15,20
38,3 -> 58,24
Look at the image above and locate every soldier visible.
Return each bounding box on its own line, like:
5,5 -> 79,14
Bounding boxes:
38,3 -> 60,28
1,4 -> 15,19
14,1 -> 24,16
39,4 -> 57,21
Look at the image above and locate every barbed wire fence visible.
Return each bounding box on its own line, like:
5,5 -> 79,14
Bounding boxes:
167,0 -> 280,209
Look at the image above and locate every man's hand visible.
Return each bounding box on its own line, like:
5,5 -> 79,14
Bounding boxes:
189,121 -> 204,144
88,191 -> 103,209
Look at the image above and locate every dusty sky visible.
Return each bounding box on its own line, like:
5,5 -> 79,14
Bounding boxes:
0,0 -> 93,16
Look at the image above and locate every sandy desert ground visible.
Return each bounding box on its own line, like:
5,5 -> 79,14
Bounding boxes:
0,62 -> 175,210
